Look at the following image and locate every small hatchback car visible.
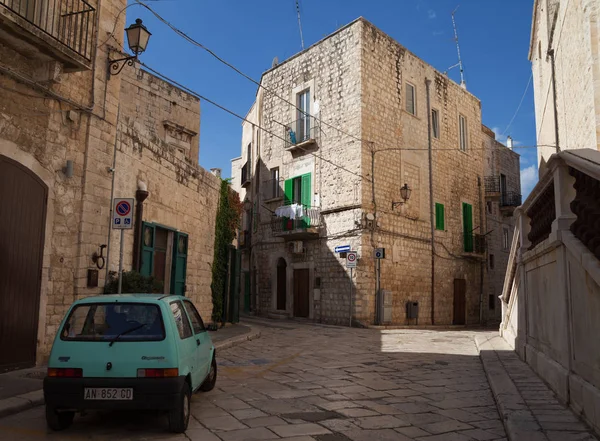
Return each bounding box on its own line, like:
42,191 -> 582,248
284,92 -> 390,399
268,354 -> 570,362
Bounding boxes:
43,294 -> 217,433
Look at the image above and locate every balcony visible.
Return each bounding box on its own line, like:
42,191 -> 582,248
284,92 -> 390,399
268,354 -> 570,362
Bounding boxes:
484,176 -> 501,197
500,191 -> 522,216
284,116 -> 320,152
271,205 -> 321,240
0,0 -> 96,71
263,178 -> 283,202
462,233 -> 486,255
241,161 -> 251,188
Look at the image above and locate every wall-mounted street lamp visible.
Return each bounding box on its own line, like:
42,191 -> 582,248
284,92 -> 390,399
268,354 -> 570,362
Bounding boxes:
392,183 -> 412,210
108,18 -> 152,76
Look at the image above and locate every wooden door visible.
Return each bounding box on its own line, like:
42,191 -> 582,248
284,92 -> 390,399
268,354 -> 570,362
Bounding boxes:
293,269 -> 310,318
0,156 -> 47,371
453,279 -> 466,325
276,259 -> 287,311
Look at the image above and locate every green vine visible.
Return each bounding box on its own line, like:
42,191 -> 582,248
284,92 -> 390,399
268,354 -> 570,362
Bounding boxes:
211,179 -> 242,324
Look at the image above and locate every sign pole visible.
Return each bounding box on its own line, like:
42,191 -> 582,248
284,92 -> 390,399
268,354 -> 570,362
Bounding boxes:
349,267 -> 353,327
117,229 -> 124,294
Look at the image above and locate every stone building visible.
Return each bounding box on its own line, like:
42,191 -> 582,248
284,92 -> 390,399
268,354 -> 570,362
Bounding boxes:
530,0 -> 600,166
0,1 -> 219,371
231,18 -> 521,327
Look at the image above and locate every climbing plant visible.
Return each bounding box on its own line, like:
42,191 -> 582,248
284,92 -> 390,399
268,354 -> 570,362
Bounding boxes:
210,179 -> 243,324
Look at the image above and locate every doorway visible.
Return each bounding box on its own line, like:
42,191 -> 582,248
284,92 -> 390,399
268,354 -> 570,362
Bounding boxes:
293,269 -> 310,318
276,258 -> 287,311
0,155 -> 47,370
453,279 -> 466,325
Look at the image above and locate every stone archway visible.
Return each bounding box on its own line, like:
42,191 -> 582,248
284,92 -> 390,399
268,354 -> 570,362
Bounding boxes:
276,258 -> 287,311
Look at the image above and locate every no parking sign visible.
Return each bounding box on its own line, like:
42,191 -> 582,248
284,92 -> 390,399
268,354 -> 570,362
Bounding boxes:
112,198 -> 134,229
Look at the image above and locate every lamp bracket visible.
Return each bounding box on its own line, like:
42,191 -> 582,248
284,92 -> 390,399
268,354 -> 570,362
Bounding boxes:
108,55 -> 137,76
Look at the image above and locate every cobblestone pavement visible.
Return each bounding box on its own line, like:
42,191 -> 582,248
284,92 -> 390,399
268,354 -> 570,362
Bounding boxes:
0,322 -> 507,440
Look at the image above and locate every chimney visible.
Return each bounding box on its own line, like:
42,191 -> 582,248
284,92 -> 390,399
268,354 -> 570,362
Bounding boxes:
210,168 -> 222,178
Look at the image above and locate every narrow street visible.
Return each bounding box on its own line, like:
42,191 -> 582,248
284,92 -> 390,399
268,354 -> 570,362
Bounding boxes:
0,321 -> 507,441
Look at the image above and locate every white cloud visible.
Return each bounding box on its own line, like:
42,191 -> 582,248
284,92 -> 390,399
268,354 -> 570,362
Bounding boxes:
521,165 -> 538,199
491,126 -> 522,148
428,9 -> 437,19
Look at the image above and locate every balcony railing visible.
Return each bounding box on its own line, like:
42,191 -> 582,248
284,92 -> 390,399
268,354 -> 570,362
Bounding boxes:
484,176 -> 501,194
271,205 -> 321,239
0,0 -> 96,61
241,161 -> 251,188
284,116 -> 320,151
500,191 -> 522,208
263,178 -> 283,201
463,233 -> 486,254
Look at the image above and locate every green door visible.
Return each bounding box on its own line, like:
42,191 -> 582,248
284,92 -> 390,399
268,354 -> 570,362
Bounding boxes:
171,232 -> 188,296
301,173 -> 311,228
463,203 -> 473,252
283,178 -> 293,231
140,223 -> 155,277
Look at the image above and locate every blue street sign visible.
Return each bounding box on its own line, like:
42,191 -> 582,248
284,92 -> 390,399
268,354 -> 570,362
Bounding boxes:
335,245 -> 351,253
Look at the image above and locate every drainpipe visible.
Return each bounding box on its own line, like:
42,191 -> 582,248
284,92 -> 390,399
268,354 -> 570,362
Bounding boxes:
132,184 -> 149,271
478,176 -> 484,325
548,49 -> 560,154
104,104 -> 120,283
426,78 -> 435,325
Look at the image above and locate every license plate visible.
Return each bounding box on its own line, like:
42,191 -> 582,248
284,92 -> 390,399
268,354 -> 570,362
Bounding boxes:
84,388 -> 133,400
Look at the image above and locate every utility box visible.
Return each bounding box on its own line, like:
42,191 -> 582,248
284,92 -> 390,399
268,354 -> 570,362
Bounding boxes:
406,301 -> 419,323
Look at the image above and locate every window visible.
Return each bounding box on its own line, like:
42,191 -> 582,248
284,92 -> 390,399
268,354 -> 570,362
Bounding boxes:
431,109 -> 439,138
459,114 -> 468,151
486,201 -> 493,214
462,202 -> 473,252
435,203 -> 445,231
183,301 -> 206,334
141,223 -> 188,295
283,173 -> 312,229
406,83 -> 416,115
489,294 -> 496,310
170,301 -> 192,339
297,89 -> 311,141
269,167 -> 280,199
489,254 -> 495,270
292,176 -> 302,204
503,228 -> 510,250
61,303 -> 165,342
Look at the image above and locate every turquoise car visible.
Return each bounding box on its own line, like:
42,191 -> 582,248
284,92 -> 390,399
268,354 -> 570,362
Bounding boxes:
43,294 -> 217,433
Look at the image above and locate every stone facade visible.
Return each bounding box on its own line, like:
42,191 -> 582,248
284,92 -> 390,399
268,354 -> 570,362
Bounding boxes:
530,0 -> 600,166
231,18 -> 519,326
0,1 -> 219,369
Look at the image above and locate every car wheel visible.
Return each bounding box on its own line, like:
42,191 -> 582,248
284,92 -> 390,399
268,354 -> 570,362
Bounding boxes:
168,381 -> 191,433
200,356 -> 217,392
45,405 -> 74,431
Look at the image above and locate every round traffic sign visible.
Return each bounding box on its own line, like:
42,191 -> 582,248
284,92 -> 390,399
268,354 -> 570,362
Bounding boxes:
116,200 -> 131,216
347,252 -> 357,262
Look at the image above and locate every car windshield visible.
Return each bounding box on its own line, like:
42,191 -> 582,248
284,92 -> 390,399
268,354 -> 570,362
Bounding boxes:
60,302 -> 165,342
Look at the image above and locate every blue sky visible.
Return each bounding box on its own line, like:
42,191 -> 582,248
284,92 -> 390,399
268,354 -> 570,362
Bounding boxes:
129,0 -> 538,197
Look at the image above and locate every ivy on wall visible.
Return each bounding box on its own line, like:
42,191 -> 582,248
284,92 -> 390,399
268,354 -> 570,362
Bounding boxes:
211,179 -> 242,324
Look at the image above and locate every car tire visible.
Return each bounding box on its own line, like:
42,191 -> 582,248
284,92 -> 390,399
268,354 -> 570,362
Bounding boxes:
45,405 -> 74,431
200,356 -> 217,392
168,381 -> 191,433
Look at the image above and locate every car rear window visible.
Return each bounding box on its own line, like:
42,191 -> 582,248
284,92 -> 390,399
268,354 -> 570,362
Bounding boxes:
60,303 -> 165,342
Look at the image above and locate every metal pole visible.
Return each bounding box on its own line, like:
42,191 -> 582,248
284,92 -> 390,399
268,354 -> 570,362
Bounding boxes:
117,229 -> 124,294
376,258 -> 381,325
349,267 -> 353,327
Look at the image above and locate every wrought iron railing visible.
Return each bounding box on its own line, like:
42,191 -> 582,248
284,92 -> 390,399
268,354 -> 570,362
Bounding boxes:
569,167 -> 600,260
284,116 -> 320,148
484,176 -> 500,193
0,0 -> 96,61
526,182 -> 555,249
263,178 -> 283,200
271,205 -> 321,235
241,161 -> 250,187
500,191 -> 522,208
463,233 -> 486,254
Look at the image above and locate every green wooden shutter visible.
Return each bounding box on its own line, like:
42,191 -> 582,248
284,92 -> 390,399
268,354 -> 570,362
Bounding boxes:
435,203 -> 445,231
171,232 -> 188,296
301,173 -> 311,227
463,203 -> 473,252
140,222 -> 155,277
283,179 -> 293,231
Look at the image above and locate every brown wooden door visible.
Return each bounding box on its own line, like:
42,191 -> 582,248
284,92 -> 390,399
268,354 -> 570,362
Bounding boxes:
0,156 -> 47,371
293,269 -> 309,318
453,279 -> 466,325
276,258 -> 287,311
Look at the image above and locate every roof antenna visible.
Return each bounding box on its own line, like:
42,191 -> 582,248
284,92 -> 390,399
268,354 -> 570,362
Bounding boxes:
445,6 -> 466,89
295,0 -> 305,50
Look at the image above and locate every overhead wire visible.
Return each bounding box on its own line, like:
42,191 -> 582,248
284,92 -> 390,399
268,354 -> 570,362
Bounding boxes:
501,72 -> 533,137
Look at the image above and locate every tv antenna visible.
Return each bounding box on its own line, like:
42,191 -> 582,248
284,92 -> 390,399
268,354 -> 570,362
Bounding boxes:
295,0 -> 305,50
445,6 -> 466,89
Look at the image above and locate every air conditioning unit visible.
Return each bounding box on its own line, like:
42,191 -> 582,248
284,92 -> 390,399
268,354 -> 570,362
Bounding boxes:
290,241 -> 304,254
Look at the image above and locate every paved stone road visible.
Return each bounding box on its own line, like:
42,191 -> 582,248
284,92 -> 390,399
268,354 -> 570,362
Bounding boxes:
0,321 -> 507,440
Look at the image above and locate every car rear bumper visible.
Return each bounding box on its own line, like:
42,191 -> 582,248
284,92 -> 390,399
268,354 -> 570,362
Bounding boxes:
43,376 -> 186,411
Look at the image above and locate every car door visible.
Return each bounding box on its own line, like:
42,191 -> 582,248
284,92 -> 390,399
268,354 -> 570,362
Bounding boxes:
182,300 -> 210,380
169,301 -> 201,389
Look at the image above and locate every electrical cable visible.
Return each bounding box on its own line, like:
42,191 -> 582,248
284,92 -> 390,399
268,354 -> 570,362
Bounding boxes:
502,72 -> 533,137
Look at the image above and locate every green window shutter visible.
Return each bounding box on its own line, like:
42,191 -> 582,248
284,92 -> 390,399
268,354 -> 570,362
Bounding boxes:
283,178 -> 293,230
140,222 -> 155,277
463,203 -> 473,252
301,173 -> 311,227
171,232 -> 188,296
435,203 -> 445,231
